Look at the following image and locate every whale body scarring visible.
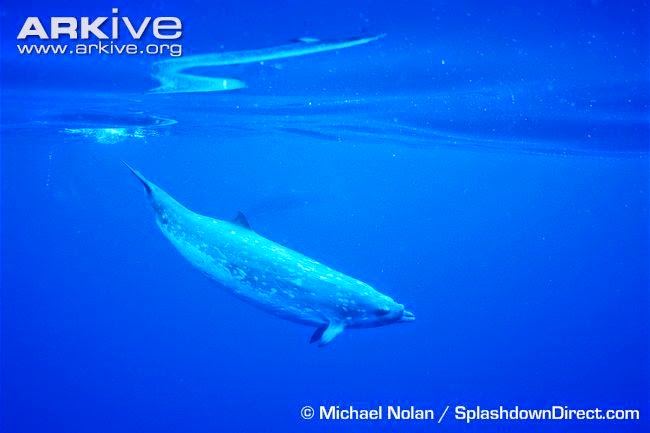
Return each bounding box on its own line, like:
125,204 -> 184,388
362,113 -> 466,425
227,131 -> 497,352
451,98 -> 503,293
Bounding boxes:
126,164 -> 414,346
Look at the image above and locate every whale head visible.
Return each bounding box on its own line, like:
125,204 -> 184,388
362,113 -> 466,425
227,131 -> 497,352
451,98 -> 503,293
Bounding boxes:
352,298 -> 416,328
311,293 -> 415,346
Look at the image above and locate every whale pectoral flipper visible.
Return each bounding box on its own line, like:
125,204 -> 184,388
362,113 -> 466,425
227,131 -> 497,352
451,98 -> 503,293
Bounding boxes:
310,327 -> 326,344
311,322 -> 345,347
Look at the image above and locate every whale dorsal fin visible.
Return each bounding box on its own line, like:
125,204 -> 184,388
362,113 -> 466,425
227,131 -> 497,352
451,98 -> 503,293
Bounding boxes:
310,322 -> 345,347
291,37 -> 320,44
231,211 -> 251,229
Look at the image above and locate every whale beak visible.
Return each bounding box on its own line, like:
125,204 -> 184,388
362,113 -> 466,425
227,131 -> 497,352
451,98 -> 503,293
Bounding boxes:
400,310 -> 416,322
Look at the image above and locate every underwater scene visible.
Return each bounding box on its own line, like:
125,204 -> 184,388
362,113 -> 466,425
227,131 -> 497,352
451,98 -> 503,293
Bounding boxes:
1,0 -> 648,432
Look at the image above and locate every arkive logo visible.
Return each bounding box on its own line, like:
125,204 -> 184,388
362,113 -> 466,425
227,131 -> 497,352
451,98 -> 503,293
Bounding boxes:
16,8 -> 183,57
17,8 -> 182,40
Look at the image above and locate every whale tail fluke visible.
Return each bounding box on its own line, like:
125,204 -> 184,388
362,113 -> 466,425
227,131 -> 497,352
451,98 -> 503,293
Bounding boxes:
123,161 -> 152,195
124,163 -> 189,219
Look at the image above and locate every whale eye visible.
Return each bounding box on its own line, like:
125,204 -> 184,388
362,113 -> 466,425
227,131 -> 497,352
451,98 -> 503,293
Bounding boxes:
374,307 -> 390,316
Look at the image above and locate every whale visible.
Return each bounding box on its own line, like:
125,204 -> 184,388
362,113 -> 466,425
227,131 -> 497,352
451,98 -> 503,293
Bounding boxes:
126,164 -> 414,346
150,34 -> 385,94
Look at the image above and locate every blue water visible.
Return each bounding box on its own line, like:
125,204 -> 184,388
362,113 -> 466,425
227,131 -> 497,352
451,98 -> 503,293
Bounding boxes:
1,1 -> 648,432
